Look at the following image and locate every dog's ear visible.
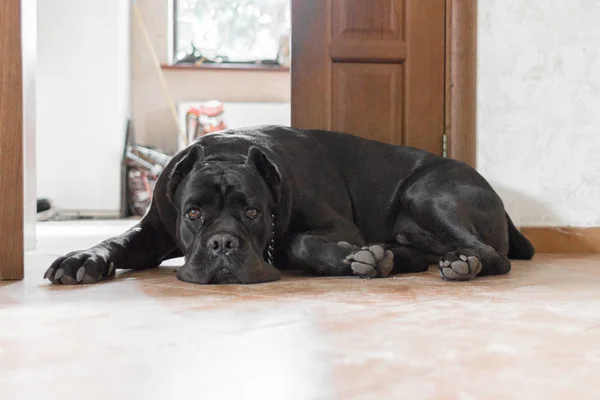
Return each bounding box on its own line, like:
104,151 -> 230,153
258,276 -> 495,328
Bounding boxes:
246,147 -> 282,204
166,145 -> 205,204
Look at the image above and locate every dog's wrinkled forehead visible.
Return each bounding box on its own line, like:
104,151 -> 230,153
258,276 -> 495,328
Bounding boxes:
182,163 -> 270,206
167,145 -> 282,208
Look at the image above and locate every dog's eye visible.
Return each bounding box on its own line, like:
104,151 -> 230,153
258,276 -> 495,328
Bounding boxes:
186,208 -> 202,221
245,208 -> 258,219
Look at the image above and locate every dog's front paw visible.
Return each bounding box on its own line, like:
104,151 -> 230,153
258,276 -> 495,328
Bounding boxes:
44,248 -> 116,285
344,244 -> 394,279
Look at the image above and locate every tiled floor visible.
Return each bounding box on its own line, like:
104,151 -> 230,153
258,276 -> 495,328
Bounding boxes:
2,220 -> 600,399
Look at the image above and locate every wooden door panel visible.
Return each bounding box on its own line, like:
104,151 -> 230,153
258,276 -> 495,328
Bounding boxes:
331,63 -> 403,144
291,0 -> 332,131
329,40 -> 407,63
332,0 -> 403,40
330,0 -> 406,63
292,0 -> 445,155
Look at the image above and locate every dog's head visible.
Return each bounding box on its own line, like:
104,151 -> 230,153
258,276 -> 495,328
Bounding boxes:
167,145 -> 282,284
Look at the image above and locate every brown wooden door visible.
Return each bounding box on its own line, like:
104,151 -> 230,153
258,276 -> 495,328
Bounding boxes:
291,0 -> 446,155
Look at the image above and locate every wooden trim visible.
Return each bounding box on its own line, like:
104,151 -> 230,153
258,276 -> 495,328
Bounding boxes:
290,0 -> 332,130
329,40 -> 408,63
520,227 -> 600,254
445,0 -> 477,167
161,63 -> 290,72
170,0 -> 289,72
0,0 -> 24,280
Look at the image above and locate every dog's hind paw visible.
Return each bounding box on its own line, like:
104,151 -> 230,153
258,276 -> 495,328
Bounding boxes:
344,244 -> 394,279
439,252 -> 482,281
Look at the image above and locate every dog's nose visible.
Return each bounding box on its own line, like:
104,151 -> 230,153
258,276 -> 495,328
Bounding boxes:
207,233 -> 239,255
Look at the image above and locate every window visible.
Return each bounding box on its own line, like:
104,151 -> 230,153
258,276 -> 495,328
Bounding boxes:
174,0 -> 290,65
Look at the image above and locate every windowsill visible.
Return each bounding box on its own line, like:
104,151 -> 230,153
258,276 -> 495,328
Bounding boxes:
161,63 -> 290,72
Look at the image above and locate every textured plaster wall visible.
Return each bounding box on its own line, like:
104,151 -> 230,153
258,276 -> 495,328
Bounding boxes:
477,1 -> 600,227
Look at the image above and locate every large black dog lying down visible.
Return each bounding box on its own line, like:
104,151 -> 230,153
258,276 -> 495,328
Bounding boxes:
44,126 -> 534,285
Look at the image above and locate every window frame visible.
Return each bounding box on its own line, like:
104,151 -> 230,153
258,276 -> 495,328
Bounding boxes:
170,0 -> 290,71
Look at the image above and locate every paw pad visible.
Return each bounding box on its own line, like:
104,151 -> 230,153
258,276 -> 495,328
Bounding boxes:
438,255 -> 482,281
344,245 -> 394,279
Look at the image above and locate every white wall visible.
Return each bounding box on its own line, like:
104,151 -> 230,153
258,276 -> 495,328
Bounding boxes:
23,0 -> 36,249
37,0 -> 130,212
478,1 -> 600,227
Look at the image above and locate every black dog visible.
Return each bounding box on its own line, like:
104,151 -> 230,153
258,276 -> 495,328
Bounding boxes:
44,126 -> 534,285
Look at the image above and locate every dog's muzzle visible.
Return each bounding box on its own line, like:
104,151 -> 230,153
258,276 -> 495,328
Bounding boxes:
175,228 -> 280,284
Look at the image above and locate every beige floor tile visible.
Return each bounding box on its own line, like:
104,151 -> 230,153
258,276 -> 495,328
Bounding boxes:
1,221 -> 600,399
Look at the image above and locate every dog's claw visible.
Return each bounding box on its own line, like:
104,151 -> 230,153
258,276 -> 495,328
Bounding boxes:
107,262 -> 115,277
337,241 -> 355,251
54,268 -> 65,281
76,267 -> 86,283
43,267 -> 54,280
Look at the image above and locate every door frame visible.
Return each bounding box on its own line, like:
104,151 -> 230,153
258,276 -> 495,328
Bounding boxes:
0,0 -> 25,280
445,0 -> 477,167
